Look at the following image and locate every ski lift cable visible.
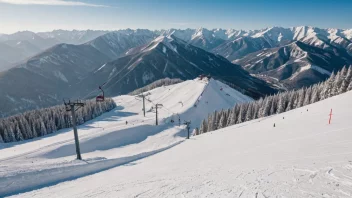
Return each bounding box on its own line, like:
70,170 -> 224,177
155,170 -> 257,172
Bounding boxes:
140,95 -> 179,117
81,82 -> 107,101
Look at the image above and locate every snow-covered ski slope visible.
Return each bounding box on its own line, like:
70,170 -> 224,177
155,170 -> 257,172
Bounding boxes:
0,78 -> 251,197
7,86 -> 352,198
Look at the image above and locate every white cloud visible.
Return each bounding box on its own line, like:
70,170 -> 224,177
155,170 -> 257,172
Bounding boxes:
0,0 -> 108,7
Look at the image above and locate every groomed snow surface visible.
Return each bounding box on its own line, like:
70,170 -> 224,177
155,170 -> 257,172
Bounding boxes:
2,78 -> 352,197
0,78 -> 251,197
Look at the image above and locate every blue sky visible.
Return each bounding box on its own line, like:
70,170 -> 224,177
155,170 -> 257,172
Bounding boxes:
0,0 -> 351,34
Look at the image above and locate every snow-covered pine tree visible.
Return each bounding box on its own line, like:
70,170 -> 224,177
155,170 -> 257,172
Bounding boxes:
0,131 -> 3,143
6,125 -> 16,142
218,111 -> 228,129
214,110 -> 222,130
303,86 -> 312,106
285,91 -> 295,112
339,66 -> 352,94
259,98 -> 271,118
207,113 -> 214,132
320,72 -> 336,100
238,103 -> 249,124
245,103 -> 254,121
199,119 -> 208,134
348,79 -> 352,91
14,123 -> 24,141
340,66 -> 348,78
339,77 -> 348,94
296,88 -> 306,108
277,92 -> 288,114
346,66 -> 352,84
310,83 -> 323,103
226,106 -> 237,126
266,95 -> 275,115
332,71 -> 342,96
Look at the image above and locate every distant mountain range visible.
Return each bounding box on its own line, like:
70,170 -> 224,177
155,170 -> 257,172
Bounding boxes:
0,26 -> 351,117
77,35 -> 274,99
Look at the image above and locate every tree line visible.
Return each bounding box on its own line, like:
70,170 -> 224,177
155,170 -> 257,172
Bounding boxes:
0,98 -> 116,143
129,78 -> 183,95
196,66 -> 352,135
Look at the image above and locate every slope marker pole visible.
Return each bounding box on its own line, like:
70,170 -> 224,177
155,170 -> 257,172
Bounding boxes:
329,109 -> 333,124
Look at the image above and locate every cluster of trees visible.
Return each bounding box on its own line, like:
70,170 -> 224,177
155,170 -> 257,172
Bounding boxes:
129,78 -> 183,95
0,98 -> 116,143
197,66 -> 352,135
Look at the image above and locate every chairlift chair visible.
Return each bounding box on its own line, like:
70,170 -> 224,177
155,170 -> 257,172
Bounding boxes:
96,85 -> 105,102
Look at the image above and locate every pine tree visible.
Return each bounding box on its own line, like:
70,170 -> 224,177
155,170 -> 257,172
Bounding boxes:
332,71 -> 342,96
297,88 -> 306,108
199,119 -> 208,134
259,98 -> 271,117
348,80 -> 352,91
0,131 -> 4,143
207,113 -> 215,132
277,93 -> 288,114
340,66 -> 348,77
303,87 -> 312,106
321,73 -> 335,100
285,92 -> 295,111
339,77 -> 348,94
226,106 -> 237,126
346,66 -> 352,84
310,83 -> 323,103
15,124 -> 24,141
6,125 -> 16,142
218,111 -> 228,129
245,103 -> 254,121
236,104 -> 248,124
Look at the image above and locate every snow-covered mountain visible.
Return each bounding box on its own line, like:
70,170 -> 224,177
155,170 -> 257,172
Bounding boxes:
236,41 -> 352,89
1,26 -> 352,116
78,35 -> 276,99
212,36 -> 275,62
0,31 -> 60,69
85,30 -> 157,59
2,77 -> 352,197
0,77 -> 252,196
37,30 -> 109,45
2,31 -> 58,50
0,43 -> 110,117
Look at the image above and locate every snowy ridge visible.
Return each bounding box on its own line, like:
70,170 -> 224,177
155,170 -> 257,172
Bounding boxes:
143,35 -> 178,53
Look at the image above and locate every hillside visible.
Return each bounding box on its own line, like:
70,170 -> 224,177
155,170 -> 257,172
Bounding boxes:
4,81 -> 352,197
0,78 -> 252,196
237,41 -> 352,89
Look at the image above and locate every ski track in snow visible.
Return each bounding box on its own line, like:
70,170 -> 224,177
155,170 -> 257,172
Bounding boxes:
2,79 -> 352,197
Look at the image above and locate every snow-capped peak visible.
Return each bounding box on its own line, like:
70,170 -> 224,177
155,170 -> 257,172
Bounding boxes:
142,35 -> 178,53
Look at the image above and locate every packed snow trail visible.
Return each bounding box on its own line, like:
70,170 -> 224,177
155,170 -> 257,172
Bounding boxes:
7,90 -> 352,197
0,78 -> 250,196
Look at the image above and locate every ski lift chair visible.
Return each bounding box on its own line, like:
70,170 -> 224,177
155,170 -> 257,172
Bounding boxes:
96,85 -> 105,102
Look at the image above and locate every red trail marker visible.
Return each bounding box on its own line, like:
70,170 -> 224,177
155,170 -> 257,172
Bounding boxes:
329,109 -> 333,124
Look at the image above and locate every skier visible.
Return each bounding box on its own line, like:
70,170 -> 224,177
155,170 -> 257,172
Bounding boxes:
273,123 -> 276,127
126,121 -> 128,125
